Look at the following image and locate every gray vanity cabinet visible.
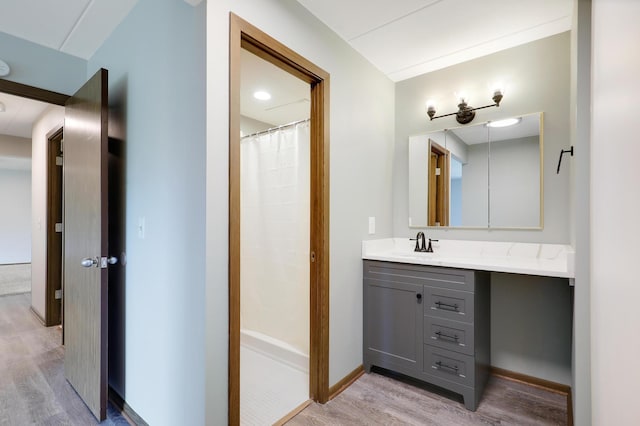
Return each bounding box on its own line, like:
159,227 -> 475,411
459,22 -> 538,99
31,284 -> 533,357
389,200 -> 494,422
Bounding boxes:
363,260 -> 490,411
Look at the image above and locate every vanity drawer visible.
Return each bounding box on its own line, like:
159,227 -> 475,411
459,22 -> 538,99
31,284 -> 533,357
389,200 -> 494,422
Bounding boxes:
424,316 -> 474,356
364,261 -> 474,292
424,345 -> 474,387
424,286 -> 474,323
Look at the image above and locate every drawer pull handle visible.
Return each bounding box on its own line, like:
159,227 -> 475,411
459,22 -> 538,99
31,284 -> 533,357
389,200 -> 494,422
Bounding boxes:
435,361 -> 459,374
416,293 -> 422,301
435,301 -> 459,311
435,331 -> 459,341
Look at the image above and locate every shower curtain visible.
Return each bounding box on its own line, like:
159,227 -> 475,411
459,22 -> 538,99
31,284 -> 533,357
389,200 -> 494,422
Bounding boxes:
240,120 -> 310,356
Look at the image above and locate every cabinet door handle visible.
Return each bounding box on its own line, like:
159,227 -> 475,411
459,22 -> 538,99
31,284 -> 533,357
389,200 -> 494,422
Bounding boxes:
416,293 -> 422,301
435,331 -> 459,341
435,301 -> 459,311
435,361 -> 459,374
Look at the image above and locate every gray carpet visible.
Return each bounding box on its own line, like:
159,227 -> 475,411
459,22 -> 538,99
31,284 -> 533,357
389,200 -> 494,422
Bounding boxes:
0,263 -> 31,296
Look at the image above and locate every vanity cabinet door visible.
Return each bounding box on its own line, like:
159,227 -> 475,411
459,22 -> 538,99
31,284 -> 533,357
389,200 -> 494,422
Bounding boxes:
364,277 -> 423,376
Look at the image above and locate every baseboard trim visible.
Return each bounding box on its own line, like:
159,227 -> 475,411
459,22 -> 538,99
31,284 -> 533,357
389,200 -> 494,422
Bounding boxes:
29,306 -> 45,325
328,365 -> 365,401
273,399 -> 312,425
109,387 -> 148,426
490,367 -> 573,426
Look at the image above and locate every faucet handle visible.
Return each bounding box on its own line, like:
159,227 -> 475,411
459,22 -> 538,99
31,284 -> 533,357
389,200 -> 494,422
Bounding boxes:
426,238 -> 438,253
409,237 -> 420,252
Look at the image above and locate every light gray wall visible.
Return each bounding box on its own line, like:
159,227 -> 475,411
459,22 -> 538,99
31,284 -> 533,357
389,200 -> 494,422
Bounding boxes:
461,143 -> 488,227
591,0 -> 640,423
491,274 -> 572,385
490,136 -> 540,228
0,32 -> 86,95
87,0 -> 206,424
570,0 -> 591,423
0,168 -> 31,264
207,1 -> 395,423
394,33 -> 572,385
240,115 -> 275,136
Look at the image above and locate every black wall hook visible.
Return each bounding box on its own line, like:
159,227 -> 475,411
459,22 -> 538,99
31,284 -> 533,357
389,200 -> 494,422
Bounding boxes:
557,146 -> 574,174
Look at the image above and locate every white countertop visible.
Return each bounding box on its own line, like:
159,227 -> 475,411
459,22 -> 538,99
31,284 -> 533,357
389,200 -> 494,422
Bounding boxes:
362,238 -> 575,279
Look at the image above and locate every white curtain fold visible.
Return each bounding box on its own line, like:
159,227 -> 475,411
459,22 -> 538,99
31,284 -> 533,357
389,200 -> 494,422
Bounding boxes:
240,121 -> 310,356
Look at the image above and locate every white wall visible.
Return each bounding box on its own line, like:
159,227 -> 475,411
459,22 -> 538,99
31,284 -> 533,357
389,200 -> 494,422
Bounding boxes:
0,169 -> 31,264
570,0 -> 591,423
207,1 -> 396,423
0,135 -> 32,264
30,106 -> 64,319
591,0 -> 640,423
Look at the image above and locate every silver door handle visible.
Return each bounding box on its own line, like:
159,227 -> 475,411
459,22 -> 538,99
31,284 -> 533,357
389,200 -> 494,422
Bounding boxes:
81,257 -> 97,268
107,256 -> 118,265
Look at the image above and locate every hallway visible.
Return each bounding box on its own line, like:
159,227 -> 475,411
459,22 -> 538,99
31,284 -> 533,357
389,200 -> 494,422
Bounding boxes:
0,293 -> 128,425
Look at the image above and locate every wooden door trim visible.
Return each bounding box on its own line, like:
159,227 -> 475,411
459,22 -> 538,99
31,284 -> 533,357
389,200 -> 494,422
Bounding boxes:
45,127 -> 64,327
428,141 -> 450,227
0,79 -> 69,105
229,13 -> 330,425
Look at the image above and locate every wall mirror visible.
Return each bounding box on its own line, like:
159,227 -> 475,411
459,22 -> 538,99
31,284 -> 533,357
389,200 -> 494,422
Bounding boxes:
408,112 -> 543,229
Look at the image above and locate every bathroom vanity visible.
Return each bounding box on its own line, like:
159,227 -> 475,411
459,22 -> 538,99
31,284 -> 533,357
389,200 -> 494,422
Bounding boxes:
363,260 -> 490,410
362,238 -> 574,411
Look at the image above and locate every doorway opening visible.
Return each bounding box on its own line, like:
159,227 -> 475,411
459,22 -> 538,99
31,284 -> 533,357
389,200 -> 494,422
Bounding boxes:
229,13 -> 330,426
428,140 -> 450,227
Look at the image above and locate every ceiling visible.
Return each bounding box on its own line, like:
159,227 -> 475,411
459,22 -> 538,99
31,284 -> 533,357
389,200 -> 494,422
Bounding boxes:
0,92 -> 53,139
296,0 -> 573,82
0,0 -> 139,59
0,1 -> 571,138
240,49 -> 310,128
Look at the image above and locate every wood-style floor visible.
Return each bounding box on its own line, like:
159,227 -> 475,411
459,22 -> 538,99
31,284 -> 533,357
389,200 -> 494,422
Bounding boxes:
288,369 -> 568,425
0,293 -> 129,425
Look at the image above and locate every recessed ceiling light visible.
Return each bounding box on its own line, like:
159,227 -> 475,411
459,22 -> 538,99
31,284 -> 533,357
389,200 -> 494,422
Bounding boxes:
487,117 -> 521,128
253,91 -> 271,101
0,59 -> 10,77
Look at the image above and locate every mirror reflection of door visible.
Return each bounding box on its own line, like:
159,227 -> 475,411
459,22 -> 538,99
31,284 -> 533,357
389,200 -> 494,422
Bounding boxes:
428,141 -> 449,226
239,48 -> 311,424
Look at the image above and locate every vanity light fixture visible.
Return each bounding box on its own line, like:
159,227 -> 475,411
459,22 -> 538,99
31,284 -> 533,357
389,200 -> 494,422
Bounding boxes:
487,117 -> 521,128
427,89 -> 504,125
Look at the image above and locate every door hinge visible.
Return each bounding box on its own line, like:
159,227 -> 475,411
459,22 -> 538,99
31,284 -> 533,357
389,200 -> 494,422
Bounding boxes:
56,156 -> 63,166
60,139 -> 63,152
54,289 -> 62,300
55,223 -> 63,233
435,167 -> 441,176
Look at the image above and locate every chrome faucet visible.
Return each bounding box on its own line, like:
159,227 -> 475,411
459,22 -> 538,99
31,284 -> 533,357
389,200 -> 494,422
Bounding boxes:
410,232 -> 427,252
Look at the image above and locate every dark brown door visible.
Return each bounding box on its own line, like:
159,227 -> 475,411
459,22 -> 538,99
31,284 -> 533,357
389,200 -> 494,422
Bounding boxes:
63,68 -> 109,421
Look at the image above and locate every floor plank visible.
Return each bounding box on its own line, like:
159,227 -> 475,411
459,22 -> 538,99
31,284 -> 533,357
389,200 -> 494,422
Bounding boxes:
288,369 -> 567,425
0,293 -> 129,425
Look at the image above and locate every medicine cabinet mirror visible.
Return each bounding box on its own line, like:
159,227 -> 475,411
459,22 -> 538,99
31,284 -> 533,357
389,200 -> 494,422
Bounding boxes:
408,112 -> 543,229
